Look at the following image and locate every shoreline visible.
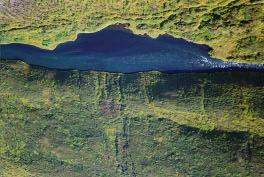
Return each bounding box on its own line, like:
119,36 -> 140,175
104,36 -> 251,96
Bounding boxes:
1,23 -> 263,65
1,59 -> 264,74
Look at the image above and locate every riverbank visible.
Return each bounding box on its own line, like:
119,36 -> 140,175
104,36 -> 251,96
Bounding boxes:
1,59 -> 264,176
1,60 -> 264,136
1,0 -> 263,64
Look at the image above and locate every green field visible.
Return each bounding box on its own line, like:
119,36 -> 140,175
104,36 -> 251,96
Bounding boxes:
0,60 -> 264,176
0,0 -> 263,63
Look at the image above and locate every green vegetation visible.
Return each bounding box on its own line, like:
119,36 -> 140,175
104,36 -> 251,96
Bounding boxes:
0,0 -> 263,63
1,1 -> 263,175
0,60 -> 264,176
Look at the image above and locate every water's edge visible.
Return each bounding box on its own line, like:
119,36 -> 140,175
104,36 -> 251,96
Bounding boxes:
1,28 -> 264,73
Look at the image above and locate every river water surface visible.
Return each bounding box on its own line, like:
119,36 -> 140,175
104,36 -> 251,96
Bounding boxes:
1,29 -> 263,73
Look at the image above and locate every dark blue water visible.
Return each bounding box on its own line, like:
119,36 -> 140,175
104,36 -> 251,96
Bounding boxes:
1,29 -> 263,73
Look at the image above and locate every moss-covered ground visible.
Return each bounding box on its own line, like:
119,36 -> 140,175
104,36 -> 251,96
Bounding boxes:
0,60 -> 264,176
0,0 -> 263,63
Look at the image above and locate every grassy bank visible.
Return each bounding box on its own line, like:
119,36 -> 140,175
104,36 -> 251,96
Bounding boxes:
0,60 -> 264,176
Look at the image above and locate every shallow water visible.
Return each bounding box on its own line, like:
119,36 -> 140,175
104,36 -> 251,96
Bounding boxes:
0,29 -> 263,73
